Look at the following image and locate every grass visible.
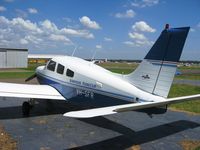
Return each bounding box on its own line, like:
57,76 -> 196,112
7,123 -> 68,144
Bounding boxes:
195,147 -> 200,150
168,84 -> 200,114
179,65 -> 200,70
0,72 -> 35,79
0,125 -> 17,150
175,74 -> 200,80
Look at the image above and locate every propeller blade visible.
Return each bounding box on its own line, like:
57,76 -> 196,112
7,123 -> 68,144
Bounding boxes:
25,73 -> 37,82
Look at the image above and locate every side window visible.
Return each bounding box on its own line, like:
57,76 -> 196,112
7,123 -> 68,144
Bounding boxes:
66,69 -> 74,77
57,64 -> 65,74
47,60 -> 56,71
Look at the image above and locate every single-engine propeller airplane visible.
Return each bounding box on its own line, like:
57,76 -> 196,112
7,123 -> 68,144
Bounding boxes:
0,25 -> 199,118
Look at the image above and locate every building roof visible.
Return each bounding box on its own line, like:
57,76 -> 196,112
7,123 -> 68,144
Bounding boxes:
0,48 -> 28,52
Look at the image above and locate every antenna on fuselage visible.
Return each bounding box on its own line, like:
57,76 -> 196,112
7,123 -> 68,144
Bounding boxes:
91,49 -> 98,61
71,45 -> 78,56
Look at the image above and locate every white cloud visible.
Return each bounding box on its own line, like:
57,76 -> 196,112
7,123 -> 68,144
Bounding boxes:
115,9 -> 136,18
80,16 -> 101,30
190,28 -> 195,32
132,21 -> 156,32
126,31 -> 154,47
61,28 -> 94,39
0,16 -> 95,50
123,41 -> 136,47
20,38 -> 28,45
124,39 -> 153,47
104,37 -> 112,42
40,19 -> 58,32
96,45 -> 102,49
129,32 -> 147,40
0,6 -> 6,12
28,8 -> 38,14
49,34 -> 71,43
131,0 -> 159,8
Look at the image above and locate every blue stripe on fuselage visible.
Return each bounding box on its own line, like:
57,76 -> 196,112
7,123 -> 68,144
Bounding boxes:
37,72 -> 134,101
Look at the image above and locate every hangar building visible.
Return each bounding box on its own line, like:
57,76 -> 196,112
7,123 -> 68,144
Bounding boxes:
0,48 -> 28,68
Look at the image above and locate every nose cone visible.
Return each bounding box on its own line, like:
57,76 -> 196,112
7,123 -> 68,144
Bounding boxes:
36,66 -> 45,74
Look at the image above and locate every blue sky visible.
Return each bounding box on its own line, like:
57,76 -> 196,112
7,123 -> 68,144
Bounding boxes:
0,0 -> 199,60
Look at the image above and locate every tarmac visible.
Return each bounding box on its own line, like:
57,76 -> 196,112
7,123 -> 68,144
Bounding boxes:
0,96 -> 200,150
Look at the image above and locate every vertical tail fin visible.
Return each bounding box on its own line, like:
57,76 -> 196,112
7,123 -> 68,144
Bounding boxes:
125,26 -> 190,98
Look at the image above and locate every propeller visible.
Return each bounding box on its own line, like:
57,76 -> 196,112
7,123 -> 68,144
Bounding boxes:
25,73 -> 37,82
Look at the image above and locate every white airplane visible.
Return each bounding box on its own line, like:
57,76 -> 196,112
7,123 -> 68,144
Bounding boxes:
0,25 -> 199,118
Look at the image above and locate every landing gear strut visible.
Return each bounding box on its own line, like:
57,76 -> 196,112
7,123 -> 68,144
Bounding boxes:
22,99 -> 35,117
22,101 -> 30,117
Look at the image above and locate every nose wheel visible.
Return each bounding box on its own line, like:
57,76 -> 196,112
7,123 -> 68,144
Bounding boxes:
22,99 -> 35,117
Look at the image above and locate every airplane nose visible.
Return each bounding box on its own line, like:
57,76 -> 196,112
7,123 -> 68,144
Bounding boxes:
36,66 -> 45,73
25,66 -> 44,82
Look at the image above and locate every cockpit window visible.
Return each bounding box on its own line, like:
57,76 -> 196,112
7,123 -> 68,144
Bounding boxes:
57,64 -> 64,74
47,60 -> 56,71
66,69 -> 74,77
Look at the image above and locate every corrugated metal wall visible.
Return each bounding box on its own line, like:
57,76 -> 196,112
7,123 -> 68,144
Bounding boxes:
0,49 -> 28,68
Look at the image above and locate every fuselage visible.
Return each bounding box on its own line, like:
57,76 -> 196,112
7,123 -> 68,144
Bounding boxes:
35,56 -> 165,102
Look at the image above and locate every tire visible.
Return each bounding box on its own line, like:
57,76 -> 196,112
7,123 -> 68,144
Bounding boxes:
22,102 -> 30,117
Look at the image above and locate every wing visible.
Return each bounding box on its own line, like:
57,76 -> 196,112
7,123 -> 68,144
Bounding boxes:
64,94 -> 200,118
0,82 -> 65,100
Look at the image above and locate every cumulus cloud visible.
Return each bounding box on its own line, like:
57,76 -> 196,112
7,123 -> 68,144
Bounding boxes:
131,0 -> 159,8
104,37 -> 112,42
123,41 -> 136,47
126,31 -> 154,47
80,16 -> 101,30
124,38 -> 153,47
49,34 -> 71,43
130,21 -> 155,47
0,6 -> 6,12
132,21 -> 156,32
28,8 -> 38,14
20,38 -> 28,45
61,28 -> 94,39
0,16 -> 95,50
115,9 -> 136,18
96,45 -> 102,49
129,32 -> 147,41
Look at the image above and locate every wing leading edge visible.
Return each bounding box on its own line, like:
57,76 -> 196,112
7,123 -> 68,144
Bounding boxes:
0,82 -> 65,100
64,94 -> 200,118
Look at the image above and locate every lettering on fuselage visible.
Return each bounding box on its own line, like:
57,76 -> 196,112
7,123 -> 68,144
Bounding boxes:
69,79 -> 100,89
77,89 -> 94,99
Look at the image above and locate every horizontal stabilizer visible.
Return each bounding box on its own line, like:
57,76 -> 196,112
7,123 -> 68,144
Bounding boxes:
64,94 -> 200,118
0,82 -> 65,100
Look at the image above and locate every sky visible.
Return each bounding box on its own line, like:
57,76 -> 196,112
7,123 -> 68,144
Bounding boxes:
0,0 -> 199,60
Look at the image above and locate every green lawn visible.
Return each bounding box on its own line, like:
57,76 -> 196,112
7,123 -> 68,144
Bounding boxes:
175,74 -> 200,80
169,84 -> 200,114
0,72 -> 35,79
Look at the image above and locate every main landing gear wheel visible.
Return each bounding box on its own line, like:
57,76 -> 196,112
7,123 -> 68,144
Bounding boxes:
22,99 -> 35,117
22,101 -> 31,117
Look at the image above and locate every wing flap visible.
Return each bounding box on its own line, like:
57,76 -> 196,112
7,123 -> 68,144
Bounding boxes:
0,82 -> 65,100
64,94 -> 200,118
